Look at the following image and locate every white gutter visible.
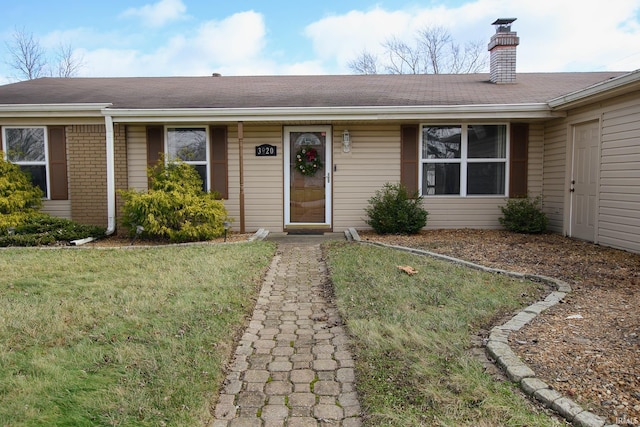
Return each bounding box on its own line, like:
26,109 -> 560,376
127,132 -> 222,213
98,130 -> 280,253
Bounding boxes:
104,103 -> 562,123
105,115 -> 116,235
548,69 -> 640,109
0,103 -> 111,118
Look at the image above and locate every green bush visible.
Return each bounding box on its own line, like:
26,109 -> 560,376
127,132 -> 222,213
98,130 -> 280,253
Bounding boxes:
0,153 -> 43,232
499,196 -> 549,234
119,160 -> 230,243
0,215 -> 106,247
365,182 -> 428,235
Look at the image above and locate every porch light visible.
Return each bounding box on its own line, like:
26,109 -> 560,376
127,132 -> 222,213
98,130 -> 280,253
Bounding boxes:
342,130 -> 351,153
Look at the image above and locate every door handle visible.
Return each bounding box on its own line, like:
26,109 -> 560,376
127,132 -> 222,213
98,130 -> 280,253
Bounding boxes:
326,172 -> 331,184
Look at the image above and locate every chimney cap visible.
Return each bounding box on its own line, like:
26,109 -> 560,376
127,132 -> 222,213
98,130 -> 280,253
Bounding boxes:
492,18 -> 517,32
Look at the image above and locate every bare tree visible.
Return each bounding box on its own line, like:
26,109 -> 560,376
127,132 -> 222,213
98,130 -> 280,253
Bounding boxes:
5,28 -> 84,80
417,26 -> 452,74
54,43 -> 84,78
349,25 -> 487,75
6,28 -> 47,80
348,50 -> 379,75
382,37 -> 423,74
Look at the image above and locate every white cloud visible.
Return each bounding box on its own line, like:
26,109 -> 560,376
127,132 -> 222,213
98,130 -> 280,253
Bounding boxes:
78,11 -> 273,77
121,0 -> 187,28
304,0 -> 640,73
7,0 -> 637,81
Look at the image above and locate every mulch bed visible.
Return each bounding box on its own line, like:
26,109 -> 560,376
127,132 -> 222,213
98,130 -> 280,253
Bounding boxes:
359,229 -> 640,426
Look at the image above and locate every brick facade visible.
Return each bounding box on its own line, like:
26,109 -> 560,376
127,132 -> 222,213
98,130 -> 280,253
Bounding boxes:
66,124 -> 127,228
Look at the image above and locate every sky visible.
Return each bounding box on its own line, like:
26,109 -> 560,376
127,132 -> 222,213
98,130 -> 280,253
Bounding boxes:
1,0 -> 640,84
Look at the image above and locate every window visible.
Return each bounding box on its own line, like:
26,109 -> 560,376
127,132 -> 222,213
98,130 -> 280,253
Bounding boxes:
166,127 -> 209,190
421,124 -> 507,196
2,127 -> 49,197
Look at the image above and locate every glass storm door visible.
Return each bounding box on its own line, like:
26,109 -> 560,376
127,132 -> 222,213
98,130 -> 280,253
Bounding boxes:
284,126 -> 332,227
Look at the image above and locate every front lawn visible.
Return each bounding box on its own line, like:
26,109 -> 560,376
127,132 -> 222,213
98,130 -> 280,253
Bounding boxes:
325,242 -> 561,426
0,242 -> 275,426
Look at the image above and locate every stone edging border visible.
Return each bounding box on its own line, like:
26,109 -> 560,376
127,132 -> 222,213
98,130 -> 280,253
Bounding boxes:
345,228 -> 617,427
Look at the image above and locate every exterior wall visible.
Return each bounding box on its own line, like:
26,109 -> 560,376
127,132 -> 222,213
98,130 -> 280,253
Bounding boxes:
114,124 -> 128,233
332,124 -> 401,231
543,90 -> 640,253
41,200 -> 71,219
125,125 -> 149,191
599,96 -> 640,252
542,118 -> 569,231
67,125 -> 107,226
67,124 -> 126,228
240,124 -> 283,232
332,123 -> 541,231
528,122 -> 544,196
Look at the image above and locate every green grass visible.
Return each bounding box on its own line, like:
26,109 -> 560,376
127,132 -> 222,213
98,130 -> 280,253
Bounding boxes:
0,242 -> 275,426
325,242 -> 561,427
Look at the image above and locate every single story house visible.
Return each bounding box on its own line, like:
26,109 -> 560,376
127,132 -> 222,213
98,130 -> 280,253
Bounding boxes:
1,20 -> 639,253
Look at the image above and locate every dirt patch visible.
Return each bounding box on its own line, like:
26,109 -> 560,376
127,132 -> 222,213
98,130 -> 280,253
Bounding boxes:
359,229 -> 640,426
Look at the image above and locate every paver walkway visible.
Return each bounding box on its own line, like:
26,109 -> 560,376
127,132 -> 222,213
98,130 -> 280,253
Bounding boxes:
210,235 -> 363,427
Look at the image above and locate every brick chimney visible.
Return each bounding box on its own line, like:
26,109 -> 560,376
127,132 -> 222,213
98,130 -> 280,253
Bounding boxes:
488,18 -> 519,84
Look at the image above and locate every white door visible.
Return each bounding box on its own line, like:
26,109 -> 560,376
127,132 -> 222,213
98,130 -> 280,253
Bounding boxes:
570,121 -> 599,241
284,126 -> 332,228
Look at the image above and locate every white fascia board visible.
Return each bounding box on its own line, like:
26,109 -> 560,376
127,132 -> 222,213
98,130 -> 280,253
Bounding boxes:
106,103 -> 561,123
548,69 -> 640,109
0,103 -> 111,118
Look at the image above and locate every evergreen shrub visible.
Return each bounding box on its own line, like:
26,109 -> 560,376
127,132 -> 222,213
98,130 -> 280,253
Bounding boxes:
365,182 -> 428,235
499,196 -> 549,234
119,160 -> 230,243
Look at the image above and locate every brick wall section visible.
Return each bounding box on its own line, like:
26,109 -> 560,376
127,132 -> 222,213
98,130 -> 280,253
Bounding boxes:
114,125 -> 128,235
67,124 -> 128,228
488,32 -> 519,84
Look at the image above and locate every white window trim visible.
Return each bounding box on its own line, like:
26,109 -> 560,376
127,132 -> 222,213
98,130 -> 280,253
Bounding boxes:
419,123 -> 510,197
164,125 -> 211,191
2,126 -> 51,200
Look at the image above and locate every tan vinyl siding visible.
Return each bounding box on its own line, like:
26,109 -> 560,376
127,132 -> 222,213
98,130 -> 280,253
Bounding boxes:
41,200 -> 72,219
542,118 -> 568,232
528,123 -> 544,196
423,198 -> 506,229
598,98 -> 640,252
332,125 -> 400,231
126,126 -> 148,191
239,125 -> 283,232
543,90 -> 640,253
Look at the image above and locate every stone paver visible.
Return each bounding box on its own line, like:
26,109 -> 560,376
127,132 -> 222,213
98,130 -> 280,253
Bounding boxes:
210,236 -> 362,426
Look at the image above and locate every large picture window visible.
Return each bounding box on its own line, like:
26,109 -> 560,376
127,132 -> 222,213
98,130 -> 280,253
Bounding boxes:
421,124 -> 507,196
2,127 -> 49,197
166,127 -> 209,190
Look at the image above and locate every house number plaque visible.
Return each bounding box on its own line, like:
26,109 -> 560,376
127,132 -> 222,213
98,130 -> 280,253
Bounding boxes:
255,144 -> 277,157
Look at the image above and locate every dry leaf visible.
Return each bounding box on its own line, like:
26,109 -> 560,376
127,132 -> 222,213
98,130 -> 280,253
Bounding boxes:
397,265 -> 418,275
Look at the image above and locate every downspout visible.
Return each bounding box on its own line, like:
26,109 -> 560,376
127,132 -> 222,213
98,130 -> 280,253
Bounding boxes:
105,115 -> 116,235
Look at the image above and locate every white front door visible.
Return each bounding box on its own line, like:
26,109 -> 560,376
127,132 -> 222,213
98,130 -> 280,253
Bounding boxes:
570,121 -> 599,241
284,126 -> 332,228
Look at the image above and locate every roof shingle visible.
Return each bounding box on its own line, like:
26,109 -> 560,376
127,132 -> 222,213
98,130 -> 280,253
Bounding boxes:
0,73 -> 627,109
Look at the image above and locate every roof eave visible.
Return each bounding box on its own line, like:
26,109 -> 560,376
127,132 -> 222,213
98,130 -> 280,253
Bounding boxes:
105,104 -> 562,123
548,69 -> 640,110
0,103 -> 111,118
